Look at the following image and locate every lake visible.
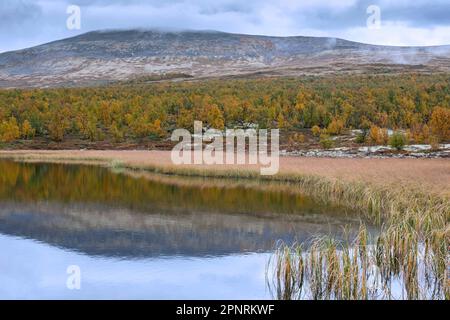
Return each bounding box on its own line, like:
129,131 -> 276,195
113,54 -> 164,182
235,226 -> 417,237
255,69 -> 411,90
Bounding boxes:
0,160 -> 367,299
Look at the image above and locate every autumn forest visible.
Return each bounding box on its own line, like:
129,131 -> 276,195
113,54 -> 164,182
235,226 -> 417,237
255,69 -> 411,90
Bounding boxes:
0,74 -> 449,147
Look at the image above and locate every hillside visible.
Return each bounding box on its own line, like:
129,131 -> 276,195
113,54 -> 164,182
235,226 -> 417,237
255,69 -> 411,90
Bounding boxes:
1,29 -> 450,88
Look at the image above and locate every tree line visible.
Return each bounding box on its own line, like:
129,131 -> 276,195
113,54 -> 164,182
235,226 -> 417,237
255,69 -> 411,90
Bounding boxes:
0,74 -> 449,145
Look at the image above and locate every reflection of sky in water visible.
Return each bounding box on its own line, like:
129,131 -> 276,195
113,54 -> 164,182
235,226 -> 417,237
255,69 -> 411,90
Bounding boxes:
0,160 -> 373,299
0,202 -> 366,259
0,234 -> 270,299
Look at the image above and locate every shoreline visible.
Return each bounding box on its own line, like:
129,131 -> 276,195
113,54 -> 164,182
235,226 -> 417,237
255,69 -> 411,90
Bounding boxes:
1,149 -> 448,299
1,150 -> 449,224
0,149 -> 448,194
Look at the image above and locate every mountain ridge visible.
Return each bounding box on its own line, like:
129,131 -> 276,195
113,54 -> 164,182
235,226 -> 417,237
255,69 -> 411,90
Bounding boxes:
1,29 -> 449,88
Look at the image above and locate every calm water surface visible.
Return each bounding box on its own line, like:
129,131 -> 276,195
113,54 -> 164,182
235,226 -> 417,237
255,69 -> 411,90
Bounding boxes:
0,160 -> 370,299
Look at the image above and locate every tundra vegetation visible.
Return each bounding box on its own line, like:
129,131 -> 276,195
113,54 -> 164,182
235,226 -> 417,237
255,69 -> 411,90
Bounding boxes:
0,73 -> 448,300
0,74 -> 449,147
267,178 -> 449,300
0,149 -> 449,299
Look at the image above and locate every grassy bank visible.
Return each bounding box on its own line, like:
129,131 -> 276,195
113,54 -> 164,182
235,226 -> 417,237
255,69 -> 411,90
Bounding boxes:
0,150 -> 448,299
1,151 -> 448,220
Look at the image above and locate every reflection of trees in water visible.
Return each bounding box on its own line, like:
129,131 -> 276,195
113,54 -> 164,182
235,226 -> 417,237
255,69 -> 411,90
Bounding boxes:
0,160 -> 346,215
0,160 -> 373,258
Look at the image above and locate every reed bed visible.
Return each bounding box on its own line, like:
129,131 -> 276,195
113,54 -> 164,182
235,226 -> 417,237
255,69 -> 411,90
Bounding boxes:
127,160 -> 449,300
268,223 -> 449,300
1,151 -> 448,299
268,208 -> 449,300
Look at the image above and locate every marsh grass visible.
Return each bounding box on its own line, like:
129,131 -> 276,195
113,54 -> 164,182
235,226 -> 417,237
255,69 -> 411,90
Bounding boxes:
267,178 -> 449,300
1,152 -> 448,299
268,221 -> 449,300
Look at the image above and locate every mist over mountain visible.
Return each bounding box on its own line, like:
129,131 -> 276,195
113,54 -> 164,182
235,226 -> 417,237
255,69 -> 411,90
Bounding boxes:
1,29 -> 449,88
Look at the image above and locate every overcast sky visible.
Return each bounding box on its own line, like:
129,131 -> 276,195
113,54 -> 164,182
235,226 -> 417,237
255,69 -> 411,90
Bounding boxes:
2,0 -> 450,53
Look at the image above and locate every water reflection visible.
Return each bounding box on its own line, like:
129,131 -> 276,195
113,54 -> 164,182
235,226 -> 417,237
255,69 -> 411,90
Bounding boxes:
0,160 -> 372,299
0,160 -> 366,258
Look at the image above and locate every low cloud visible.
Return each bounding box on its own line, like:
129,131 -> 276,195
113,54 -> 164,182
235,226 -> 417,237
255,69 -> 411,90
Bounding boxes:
1,0 -> 450,52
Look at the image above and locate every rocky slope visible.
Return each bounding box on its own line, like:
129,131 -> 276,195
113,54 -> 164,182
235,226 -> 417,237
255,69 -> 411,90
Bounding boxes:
1,29 -> 450,88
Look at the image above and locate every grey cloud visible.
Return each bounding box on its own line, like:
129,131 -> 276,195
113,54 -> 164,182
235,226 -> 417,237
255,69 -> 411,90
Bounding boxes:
1,0 -> 450,53
55,0 -> 450,28
0,0 -> 42,27
381,4 -> 450,27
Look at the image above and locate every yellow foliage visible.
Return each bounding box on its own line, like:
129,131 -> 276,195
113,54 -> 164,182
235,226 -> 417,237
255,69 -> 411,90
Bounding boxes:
277,113 -> 285,129
21,120 -> 35,139
326,118 -> 345,135
429,135 -> 440,151
430,107 -> 450,142
177,108 -> 194,130
0,75 -> 448,145
369,126 -> 388,145
202,104 -> 224,130
148,119 -> 165,138
0,117 -> 20,142
109,122 -> 124,143
289,133 -> 305,145
311,125 -> 321,137
410,123 -> 430,144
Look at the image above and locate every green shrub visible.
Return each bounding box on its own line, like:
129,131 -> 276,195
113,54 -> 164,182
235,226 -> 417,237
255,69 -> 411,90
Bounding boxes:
356,131 -> 367,144
389,132 -> 406,151
319,134 -> 334,149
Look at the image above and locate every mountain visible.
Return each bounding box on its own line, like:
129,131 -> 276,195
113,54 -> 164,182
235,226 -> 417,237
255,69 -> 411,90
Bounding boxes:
1,29 -> 450,88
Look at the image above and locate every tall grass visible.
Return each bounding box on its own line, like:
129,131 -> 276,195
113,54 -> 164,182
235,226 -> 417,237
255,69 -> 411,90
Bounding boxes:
268,219 -> 449,300
2,153 -> 448,299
